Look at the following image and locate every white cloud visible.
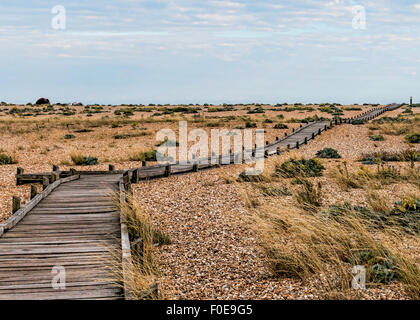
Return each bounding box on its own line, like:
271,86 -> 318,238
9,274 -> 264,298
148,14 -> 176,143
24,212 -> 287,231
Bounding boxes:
210,1 -> 246,9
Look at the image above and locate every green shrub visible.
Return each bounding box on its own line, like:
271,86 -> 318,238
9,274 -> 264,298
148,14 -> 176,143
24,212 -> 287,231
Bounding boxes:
0,153 -> 16,165
128,149 -> 159,162
273,123 -> 288,129
245,121 -> 257,128
70,152 -> 98,166
316,148 -> 341,159
275,158 -> 325,178
406,133 -> 420,144
370,135 -> 385,141
63,134 -> 75,140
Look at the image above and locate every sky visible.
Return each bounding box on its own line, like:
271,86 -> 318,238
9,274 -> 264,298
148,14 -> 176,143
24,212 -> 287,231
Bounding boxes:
0,0 -> 419,105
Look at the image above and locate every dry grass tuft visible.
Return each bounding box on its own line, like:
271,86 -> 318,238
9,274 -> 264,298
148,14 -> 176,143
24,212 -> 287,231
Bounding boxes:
107,194 -> 170,300
245,185 -> 420,299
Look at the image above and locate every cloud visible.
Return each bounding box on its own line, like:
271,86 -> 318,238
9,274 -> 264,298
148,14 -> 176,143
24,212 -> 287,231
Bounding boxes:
210,1 -> 246,8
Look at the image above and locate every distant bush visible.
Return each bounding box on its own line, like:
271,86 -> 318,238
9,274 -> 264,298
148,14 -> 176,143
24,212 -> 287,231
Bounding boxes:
370,135 -> 385,141
316,148 -> 341,159
273,123 -> 288,129
0,153 -> 16,165
128,149 -> 159,162
352,119 -> 367,125
406,133 -> 420,144
275,158 -> 325,178
63,134 -> 75,140
74,129 -> 93,133
245,121 -> 257,128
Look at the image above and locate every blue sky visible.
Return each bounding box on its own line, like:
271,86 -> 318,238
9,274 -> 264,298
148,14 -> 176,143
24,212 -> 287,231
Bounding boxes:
0,0 -> 419,105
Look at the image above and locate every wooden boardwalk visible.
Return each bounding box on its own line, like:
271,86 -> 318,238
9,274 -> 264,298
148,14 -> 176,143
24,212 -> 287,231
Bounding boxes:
0,175 -> 123,300
0,103 -> 403,300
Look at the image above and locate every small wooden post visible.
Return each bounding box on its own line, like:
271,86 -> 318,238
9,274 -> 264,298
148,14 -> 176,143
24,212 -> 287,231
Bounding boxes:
16,167 -> 24,185
312,132 -> 315,139
304,137 -> 307,144
324,125 -> 327,131
296,141 -> 300,149
30,185 -> 37,200
284,132 -> 287,137
292,128 -> 295,133
51,172 -> 59,183
42,176 -> 49,190
142,160 -> 147,167
70,168 -> 76,176
193,163 -> 199,172
264,150 -> 269,158
276,147 -> 281,155
276,136 -> 279,141
299,124 -> 303,128
12,196 -> 21,214
109,164 -> 115,172
287,144 -> 290,149
52,165 -> 59,172
132,169 -> 139,183
265,141 -> 269,145
164,165 -> 171,177
410,96 -> 413,106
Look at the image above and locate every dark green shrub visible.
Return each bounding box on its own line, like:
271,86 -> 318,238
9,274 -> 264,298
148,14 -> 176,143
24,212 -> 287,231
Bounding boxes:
275,158 -> 325,178
406,133 -> 420,144
245,121 -> 257,128
70,152 -> 98,165
274,123 -> 288,129
370,135 -> 385,141
316,148 -> 341,159
0,153 -> 16,165
63,134 -> 75,140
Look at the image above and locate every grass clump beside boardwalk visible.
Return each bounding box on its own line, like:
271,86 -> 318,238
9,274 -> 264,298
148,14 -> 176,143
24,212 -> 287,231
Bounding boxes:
69,151 -> 98,165
128,149 -> 157,162
112,195 -> 170,299
316,148 -> 341,159
0,152 -> 16,165
274,158 -> 325,178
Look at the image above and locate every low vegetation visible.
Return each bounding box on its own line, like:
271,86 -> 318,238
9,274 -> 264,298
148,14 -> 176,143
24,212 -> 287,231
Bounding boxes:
274,158 -> 325,178
69,151 -> 98,165
316,148 -> 341,159
0,152 -> 16,165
